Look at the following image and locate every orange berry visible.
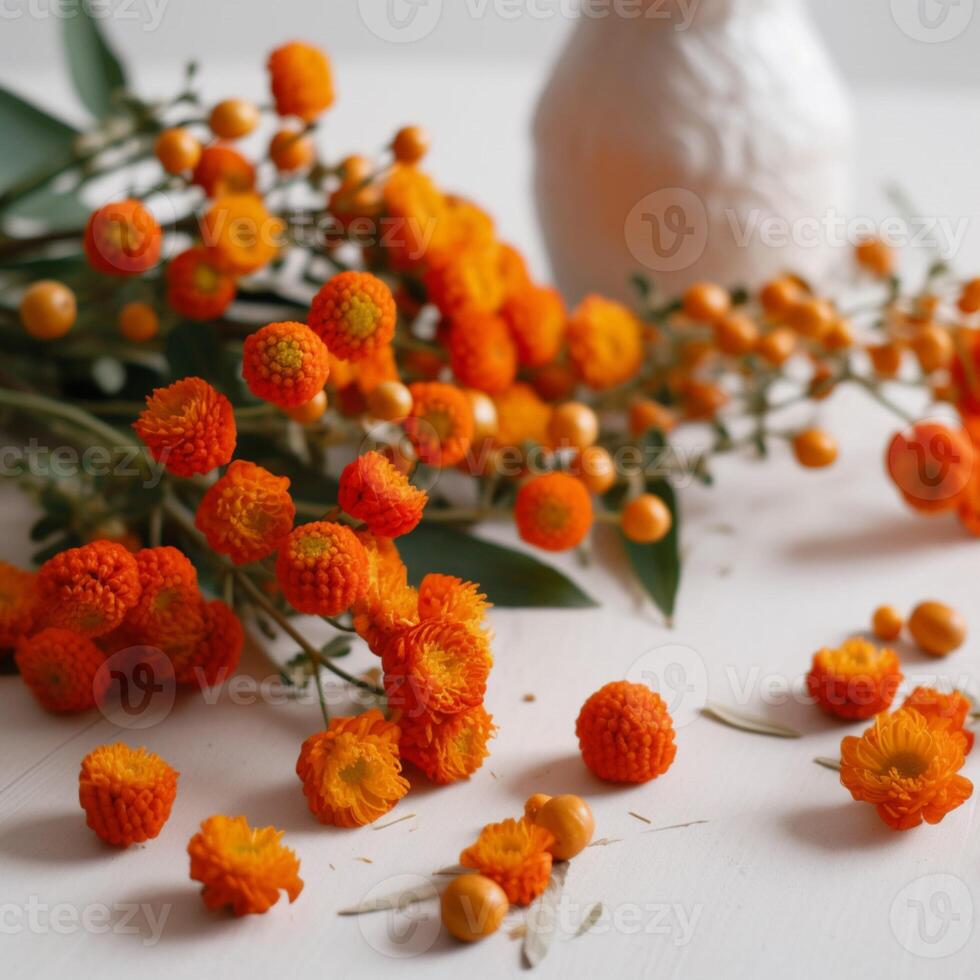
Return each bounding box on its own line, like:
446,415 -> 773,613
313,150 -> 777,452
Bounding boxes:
465,389 -> 499,442
759,277 -> 803,317
83,199 -> 161,276
908,601 -> 966,657
868,341 -> 904,378
809,361 -> 836,401
267,41 -> 334,121
392,125 -> 430,164
792,428 -> 838,468
548,401 -> 599,450
713,312 -> 759,355
532,794 -> 595,860
243,320 -> 329,408
531,363 -> 577,403
338,154 -> 373,190
286,389 -> 328,424
16,628 -> 106,712
19,280 -> 76,339
524,793 -> 552,821
822,317 -> 855,351
309,271 -> 397,362
756,327 -> 796,366
911,324 -> 953,373
366,380 -> 413,421
269,127 -> 315,172
576,681 -> 677,783
886,422 -> 973,513
872,605 -> 904,642
209,99 -> 260,140
571,445 -> 616,495
191,145 -> 256,196
806,638 -> 903,719
338,450 -> 427,538
118,301 -> 159,342
621,494 -> 672,543
441,874 -> 508,943
786,297 -> 835,339
856,237 -> 895,278
957,278 -> 980,315
154,127 -> 202,174
629,398 -> 677,436
681,379 -> 728,420
514,472 -> 593,552
682,281 -> 730,323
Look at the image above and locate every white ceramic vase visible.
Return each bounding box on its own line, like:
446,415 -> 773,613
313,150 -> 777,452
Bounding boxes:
533,0 -> 855,304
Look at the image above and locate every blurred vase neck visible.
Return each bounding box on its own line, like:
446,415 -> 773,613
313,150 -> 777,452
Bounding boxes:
586,0 -> 796,31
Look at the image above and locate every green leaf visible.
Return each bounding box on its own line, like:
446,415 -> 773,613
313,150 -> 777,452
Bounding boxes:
0,86 -> 78,191
621,478 -> 681,621
399,522 -> 597,609
4,183 -> 90,232
62,5 -> 128,120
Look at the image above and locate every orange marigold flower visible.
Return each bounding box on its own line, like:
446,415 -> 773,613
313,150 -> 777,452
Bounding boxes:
492,382 -> 552,448
0,561 -> 37,647
79,743 -> 178,847
126,546 -> 203,643
36,540 -> 141,638
191,145 -> 256,197
296,709 -> 409,827
201,193 -> 284,275
267,41 -> 334,121
308,271 -> 397,362
460,818 -> 553,906
381,619 -> 491,719
576,681 -> 677,783
498,242 -> 531,297
903,687 -> 975,753
338,451 -> 427,538
381,164 -> 448,269
448,312 -> 518,395
806,638 -> 903,720
351,531 -> 419,654
567,294 -> 644,390
195,460 -> 295,565
134,377 -> 236,477
404,381 -> 474,467
417,574 -> 490,636
166,247 -> 236,321
514,472 -> 592,552
424,242 -> 504,318
15,628 -> 106,712
175,599 -> 244,689
242,321 -> 330,408
427,197 -> 497,264
188,814 -> 303,915
840,708 -> 973,830
400,704 -> 495,785
83,200 -> 161,277
500,284 -> 567,368
274,521 -> 369,616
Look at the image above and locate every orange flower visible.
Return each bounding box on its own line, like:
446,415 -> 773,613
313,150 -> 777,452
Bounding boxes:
134,377 -> 236,477
351,531 -> 419,654
404,381 -> 474,467
126,546 -> 204,643
36,540 -> 141,638
567,294 -> 644,390
0,561 -> 37,647
188,814 -> 303,915
201,193 -> 283,275
492,382 -> 552,448
267,41 -> 334,121
514,472 -> 592,552
195,460 -> 295,565
903,687 -> 975,752
83,200 -> 161,277
498,242 -> 531,297
15,628 -> 106,712
381,164 -> 448,269
500,284 -> 567,368
886,422 -> 974,514
191,145 -> 256,197
424,242 -> 504,317
576,681 -> 677,783
166,247 -> 236,321
400,704 -> 495,785
448,312 -> 517,395
338,451 -> 427,538
806,638 -> 903,720
79,743 -> 178,847
381,619 -> 491,719
417,574 -> 490,636
242,321 -> 330,408
274,521 -> 369,616
175,599 -> 244,689
840,708 -> 973,830
427,196 -> 497,264
308,271 -> 397,362
295,709 -> 409,827
459,818 -> 553,906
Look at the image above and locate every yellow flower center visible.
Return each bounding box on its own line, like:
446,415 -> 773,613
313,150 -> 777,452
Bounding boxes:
341,295 -> 381,339
884,751 -> 929,779
192,262 -> 219,294
270,338 -> 303,372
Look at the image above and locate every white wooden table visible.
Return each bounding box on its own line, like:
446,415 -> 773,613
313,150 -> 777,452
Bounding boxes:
2,58 -> 980,979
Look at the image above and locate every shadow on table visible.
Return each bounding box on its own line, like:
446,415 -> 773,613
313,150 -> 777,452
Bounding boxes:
781,802 -> 896,852
506,752 -> 631,801
222,776 -> 322,835
118,883 -> 246,943
0,812 -> 109,863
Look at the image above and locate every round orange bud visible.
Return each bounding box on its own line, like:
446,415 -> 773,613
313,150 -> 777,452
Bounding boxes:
760,277 -> 803,317
809,362 -> 836,401
713,312 -> 759,355
267,41 -> 334,121
856,237 -> 895,278
19,280 -> 76,339
242,320 -> 330,408
269,128 -> 315,172
756,328 -> 796,367
366,380 -> 413,421
309,271 -> 397,362
682,281 -> 730,323
337,154 -> 373,190
84,199 -> 161,276
868,341 -> 904,378
286,389 -> 328,424
571,445 -> 616,495
957,278 -> 980,315
908,601 -> 966,657
524,793 -> 552,821
911,324 -> 953,373
792,429 -> 838,469
532,794 -> 595,860
822,317 -> 855,351
514,472 -> 593,552
682,379 -> 728,420
155,127 -> 202,174
548,402 -> 599,450
629,398 -> 676,437
209,99 -> 260,140
191,145 -> 256,197
886,421 -> 974,513
441,874 -> 508,943
576,681 -> 677,783
872,605 -> 904,642
621,494 -> 672,543
392,125 -> 430,164
118,301 -> 159,343
786,298 -> 834,339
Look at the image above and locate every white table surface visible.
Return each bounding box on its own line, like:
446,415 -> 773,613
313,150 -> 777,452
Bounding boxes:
3,57 -> 980,980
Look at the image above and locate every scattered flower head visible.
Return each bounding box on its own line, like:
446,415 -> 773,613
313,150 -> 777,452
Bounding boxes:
338,450 -> 427,538
242,320 -> 330,407
400,704 -> 495,784
459,817 -> 554,906
16,628 -> 106,713
806,638 -> 903,720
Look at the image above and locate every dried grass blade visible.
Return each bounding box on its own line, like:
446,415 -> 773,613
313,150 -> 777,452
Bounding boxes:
523,862 -> 570,968
702,702 -> 801,738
